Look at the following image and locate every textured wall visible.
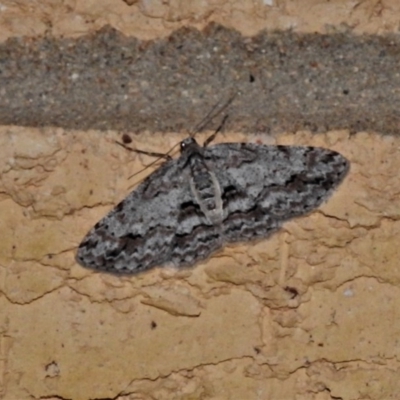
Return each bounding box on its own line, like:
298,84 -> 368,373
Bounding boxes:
1,1 -> 400,400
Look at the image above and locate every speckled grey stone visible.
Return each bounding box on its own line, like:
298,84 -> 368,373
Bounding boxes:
0,24 -> 399,135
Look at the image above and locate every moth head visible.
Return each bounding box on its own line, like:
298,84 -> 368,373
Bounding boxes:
180,137 -> 201,154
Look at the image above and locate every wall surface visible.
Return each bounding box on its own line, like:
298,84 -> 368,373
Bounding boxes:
1,1 -> 400,400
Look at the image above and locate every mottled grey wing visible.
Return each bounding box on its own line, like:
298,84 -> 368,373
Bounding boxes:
76,157 -> 197,273
170,221 -> 224,268
204,143 -> 349,243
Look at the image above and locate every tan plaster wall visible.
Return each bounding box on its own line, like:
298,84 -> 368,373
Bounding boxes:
1,1 -> 400,400
2,128 -> 399,400
0,0 -> 399,41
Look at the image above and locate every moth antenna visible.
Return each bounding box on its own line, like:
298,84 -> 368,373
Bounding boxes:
115,92 -> 237,182
123,98 -> 231,181
190,91 -> 237,137
115,140 -> 173,159
203,114 -> 229,147
115,140 -> 181,180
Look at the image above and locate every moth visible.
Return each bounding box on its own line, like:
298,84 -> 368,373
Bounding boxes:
76,138 -> 349,273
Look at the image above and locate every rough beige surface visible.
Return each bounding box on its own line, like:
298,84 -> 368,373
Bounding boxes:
1,127 -> 399,400
0,0 -> 400,41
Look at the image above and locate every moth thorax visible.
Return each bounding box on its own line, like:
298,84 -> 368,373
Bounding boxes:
189,159 -> 223,225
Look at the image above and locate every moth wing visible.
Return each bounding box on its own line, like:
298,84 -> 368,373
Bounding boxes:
204,143 -> 349,243
170,222 -> 224,268
76,157 -> 195,273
